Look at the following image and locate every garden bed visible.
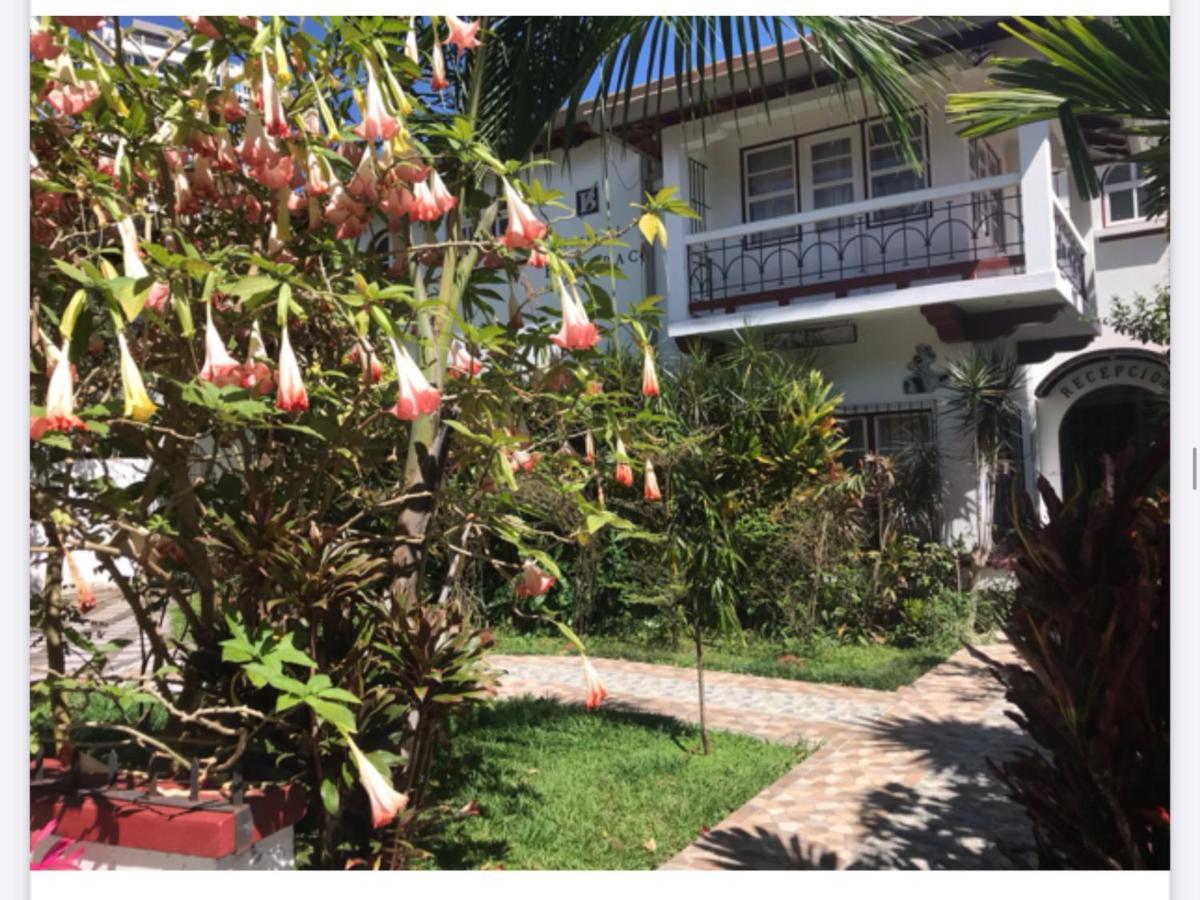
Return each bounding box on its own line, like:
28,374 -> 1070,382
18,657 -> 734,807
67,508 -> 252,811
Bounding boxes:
421,698 -> 808,870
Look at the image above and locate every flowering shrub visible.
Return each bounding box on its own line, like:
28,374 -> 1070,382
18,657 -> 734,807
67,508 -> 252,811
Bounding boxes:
28,15 -> 688,867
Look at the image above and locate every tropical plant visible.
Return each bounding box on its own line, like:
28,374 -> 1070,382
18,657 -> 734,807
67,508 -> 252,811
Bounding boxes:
969,430 -> 1169,869
1107,286 -> 1170,352
28,14 -> 683,868
641,340 -> 845,752
944,346 -> 1025,559
946,16 -> 1170,220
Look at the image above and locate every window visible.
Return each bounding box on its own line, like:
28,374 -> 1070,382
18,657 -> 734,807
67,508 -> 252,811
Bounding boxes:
839,407 -> 934,468
742,141 -> 798,244
867,115 -> 928,223
808,134 -> 857,231
688,158 -> 709,234
1103,163 -> 1151,224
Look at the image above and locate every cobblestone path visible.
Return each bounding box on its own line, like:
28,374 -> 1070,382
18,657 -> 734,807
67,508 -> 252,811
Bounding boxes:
489,644 -> 1035,870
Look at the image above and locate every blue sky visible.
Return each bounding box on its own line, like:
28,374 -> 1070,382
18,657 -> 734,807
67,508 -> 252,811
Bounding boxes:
121,16 -> 799,103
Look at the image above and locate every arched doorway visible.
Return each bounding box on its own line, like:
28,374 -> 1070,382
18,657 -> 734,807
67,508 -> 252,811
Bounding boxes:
1058,384 -> 1160,494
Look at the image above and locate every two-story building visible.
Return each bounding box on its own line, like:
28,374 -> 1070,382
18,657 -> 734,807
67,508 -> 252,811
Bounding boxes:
528,15 -> 1168,544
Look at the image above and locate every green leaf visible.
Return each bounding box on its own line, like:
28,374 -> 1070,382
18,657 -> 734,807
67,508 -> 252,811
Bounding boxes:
52,259 -> 94,287
272,633 -> 317,669
223,275 -> 278,299
320,778 -> 340,817
304,696 -> 357,733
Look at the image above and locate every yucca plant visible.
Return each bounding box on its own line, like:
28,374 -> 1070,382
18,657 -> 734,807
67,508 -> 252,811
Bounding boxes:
944,347 -> 1025,558
969,430 -> 1169,869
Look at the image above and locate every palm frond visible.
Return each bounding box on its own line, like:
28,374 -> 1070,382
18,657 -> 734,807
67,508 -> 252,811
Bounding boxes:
946,16 -> 1169,216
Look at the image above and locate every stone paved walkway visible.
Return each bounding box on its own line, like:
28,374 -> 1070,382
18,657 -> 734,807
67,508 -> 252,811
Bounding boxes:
489,644 -> 1036,870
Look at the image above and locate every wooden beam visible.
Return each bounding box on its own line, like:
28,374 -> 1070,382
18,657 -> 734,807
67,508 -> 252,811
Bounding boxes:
919,302 -> 1062,343
1016,335 -> 1096,364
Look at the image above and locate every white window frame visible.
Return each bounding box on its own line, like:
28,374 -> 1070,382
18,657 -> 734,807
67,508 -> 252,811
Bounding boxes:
866,114 -> 929,224
742,139 -> 800,245
800,127 -> 862,232
1102,162 -> 1152,225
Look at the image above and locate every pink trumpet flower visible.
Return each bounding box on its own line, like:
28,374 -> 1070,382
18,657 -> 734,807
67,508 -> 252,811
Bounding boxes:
499,179 -> 547,251
355,61 -> 400,142
430,40 -> 449,91
183,16 -> 222,41
220,88 -> 244,123
643,459 -> 662,502
443,16 -> 482,53
584,430 -> 595,464
429,169 -> 457,214
582,656 -> 608,710
29,818 -> 84,871
509,448 -> 540,473
30,24 -> 64,61
145,281 -> 171,314
304,147 -> 333,195
387,338 -> 441,421
238,107 -> 272,168
275,326 -> 309,413
200,308 -> 242,387
346,150 -> 379,203
46,81 -> 100,116
614,436 -> 633,487
550,281 -> 598,352
409,178 -> 442,222
641,345 -> 660,397
514,559 -> 555,599
240,322 -> 274,396
30,340 -> 86,441
448,340 -> 484,379
261,52 -> 289,137
54,17 -> 105,33
347,736 -> 409,829
63,550 -> 97,613
347,338 -> 384,385
173,165 -> 198,217
527,248 -> 548,268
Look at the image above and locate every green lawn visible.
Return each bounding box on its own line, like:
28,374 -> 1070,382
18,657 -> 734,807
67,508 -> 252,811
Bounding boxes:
425,698 -> 807,870
491,626 -> 949,691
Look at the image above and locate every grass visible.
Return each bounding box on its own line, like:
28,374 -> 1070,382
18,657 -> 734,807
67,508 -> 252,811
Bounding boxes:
490,626 -> 950,692
424,697 -> 808,870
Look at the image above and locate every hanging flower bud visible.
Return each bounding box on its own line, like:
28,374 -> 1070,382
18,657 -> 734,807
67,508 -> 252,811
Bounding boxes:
527,248 -> 548,268
355,59 -> 400,142
173,164 -> 198,217
429,169 -> 457,214
499,179 -> 548,251
30,339 -> 86,441
430,40 -> 449,91
614,436 -> 633,487
117,332 -> 157,422
346,735 -> 409,829
304,147 -> 334,195
642,344 -> 660,397
514,559 -> 555,599
507,288 -> 524,330
387,338 -> 441,421
583,430 -> 596,465
448,340 -> 484,379
238,107 -> 271,168
260,51 -> 289,137
275,326 -> 309,413
404,19 -> 420,65
582,656 -> 608,710
145,281 -> 171,315
443,16 -> 482,54
643,460 -> 662,502
200,306 -> 242,387
550,281 -> 598,352
509,448 -> 540,473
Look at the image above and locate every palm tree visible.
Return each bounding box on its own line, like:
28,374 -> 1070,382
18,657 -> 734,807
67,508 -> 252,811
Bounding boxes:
946,16 -> 1169,219
943,347 -> 1025,560
449,16 -> 944,162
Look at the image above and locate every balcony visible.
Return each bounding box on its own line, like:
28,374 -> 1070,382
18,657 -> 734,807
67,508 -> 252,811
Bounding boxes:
664,122 -> 1099,347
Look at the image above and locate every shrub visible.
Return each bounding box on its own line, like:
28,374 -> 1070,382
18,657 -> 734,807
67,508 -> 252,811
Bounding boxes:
971,432 -> 1169,869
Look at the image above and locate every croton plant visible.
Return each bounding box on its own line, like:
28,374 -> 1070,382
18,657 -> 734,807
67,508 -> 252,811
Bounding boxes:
29,14 -> 691,867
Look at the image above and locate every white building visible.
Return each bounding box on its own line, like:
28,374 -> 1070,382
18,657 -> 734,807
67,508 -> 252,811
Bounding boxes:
537,15 -> 1168,544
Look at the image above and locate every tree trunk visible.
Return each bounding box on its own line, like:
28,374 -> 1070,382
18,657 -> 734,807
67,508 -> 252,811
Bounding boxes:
391,422 -> 451,604
806,513 -> 829,641
41,521 -> 69,748
692,607 -> 710,755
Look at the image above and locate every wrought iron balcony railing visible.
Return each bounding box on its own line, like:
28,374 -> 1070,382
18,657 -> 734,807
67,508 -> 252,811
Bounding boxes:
685,174 -> 1027,315
1053,199 -> 1096,319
